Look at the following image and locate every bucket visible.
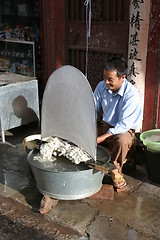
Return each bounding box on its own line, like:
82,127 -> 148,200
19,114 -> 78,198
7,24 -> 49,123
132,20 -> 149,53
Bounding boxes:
27,145 -> 110,200
140,130 -> 160,183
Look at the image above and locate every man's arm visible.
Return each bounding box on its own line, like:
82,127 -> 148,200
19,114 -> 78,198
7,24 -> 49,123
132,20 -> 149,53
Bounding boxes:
94,81 -> 104,120
97,131 -> 113,144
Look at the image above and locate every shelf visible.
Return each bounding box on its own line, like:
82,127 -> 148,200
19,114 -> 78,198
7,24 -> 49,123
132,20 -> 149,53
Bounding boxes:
0,39 -> 35,45
0,39 -> 36,77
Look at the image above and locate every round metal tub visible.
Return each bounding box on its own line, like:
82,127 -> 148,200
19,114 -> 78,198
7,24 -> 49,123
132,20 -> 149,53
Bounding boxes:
27,145 -> 110,200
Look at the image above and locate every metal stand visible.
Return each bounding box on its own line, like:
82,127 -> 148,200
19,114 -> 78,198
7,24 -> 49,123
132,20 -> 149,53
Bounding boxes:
0,116 -> 5,142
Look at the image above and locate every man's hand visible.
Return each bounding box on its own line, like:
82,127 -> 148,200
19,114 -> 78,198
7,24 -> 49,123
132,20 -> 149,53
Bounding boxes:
97,132 -> 113,144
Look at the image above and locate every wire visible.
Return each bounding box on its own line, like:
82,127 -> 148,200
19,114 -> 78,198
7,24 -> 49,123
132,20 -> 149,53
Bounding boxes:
84,0 -> 91,78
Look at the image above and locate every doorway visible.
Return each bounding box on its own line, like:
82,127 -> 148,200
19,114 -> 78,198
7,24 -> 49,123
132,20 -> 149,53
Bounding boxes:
66,0 -> 130,90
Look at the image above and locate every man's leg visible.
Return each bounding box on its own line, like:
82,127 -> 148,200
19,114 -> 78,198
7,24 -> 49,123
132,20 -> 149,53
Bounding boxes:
97,121 -> 134,189
111,131 -> 134,173
109,131 -> 134,189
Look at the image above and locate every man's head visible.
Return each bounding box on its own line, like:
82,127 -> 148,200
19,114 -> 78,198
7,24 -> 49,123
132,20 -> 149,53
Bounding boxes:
103,57 -> 128,93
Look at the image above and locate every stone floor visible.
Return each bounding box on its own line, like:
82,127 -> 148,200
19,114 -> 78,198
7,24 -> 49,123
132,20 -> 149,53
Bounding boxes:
0,123 -> 160,240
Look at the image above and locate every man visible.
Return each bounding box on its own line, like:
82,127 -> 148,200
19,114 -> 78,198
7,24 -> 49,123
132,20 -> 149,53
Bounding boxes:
94,57 -> 143,190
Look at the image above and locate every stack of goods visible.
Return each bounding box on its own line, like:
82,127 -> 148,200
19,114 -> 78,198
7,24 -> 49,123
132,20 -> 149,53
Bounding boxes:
0,23 -> 39,42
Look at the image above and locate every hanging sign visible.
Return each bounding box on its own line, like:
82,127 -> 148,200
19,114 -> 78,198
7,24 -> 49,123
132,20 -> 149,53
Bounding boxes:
128,0 -> 151,122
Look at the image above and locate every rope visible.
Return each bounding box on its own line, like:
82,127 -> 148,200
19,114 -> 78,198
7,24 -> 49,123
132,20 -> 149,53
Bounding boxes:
84,0 -> 92,78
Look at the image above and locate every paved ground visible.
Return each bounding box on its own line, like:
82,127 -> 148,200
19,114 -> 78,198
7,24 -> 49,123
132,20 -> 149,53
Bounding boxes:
0,123 -> 160,240
0,195 -> 83,240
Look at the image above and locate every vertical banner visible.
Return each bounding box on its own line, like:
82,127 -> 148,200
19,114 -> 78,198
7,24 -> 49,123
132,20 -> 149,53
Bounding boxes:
128,0 -> 151,128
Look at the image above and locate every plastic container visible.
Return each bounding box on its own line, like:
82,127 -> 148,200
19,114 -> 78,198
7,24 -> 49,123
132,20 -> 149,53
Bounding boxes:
23,134 -> 52,153
140,130 -> 160,183
140,129 -> 160,152
23,134 -> 41,154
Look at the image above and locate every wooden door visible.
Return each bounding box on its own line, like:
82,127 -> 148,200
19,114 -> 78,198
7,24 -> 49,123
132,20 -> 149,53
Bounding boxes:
66,0 -> 130,90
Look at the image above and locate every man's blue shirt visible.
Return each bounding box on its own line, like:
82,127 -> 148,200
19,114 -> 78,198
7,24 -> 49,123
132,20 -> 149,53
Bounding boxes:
94,78 -> 143,135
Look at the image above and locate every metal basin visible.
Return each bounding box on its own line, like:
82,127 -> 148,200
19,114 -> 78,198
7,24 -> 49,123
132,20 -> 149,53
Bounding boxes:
27,145 -> 110,200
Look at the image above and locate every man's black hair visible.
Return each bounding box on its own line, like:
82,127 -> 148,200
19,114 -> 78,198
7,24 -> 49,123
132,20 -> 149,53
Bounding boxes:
104,57 -> 128,78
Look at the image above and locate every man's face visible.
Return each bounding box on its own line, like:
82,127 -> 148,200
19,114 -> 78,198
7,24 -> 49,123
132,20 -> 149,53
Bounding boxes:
103,69 -> 125,93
